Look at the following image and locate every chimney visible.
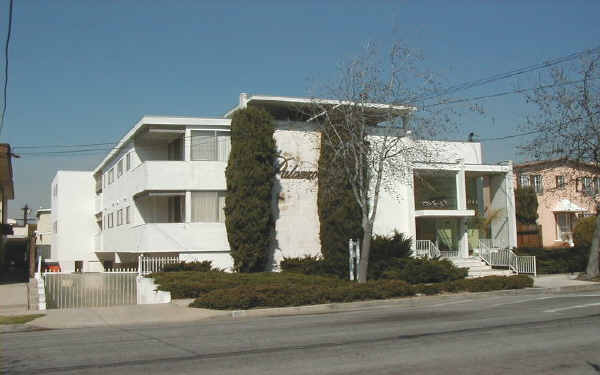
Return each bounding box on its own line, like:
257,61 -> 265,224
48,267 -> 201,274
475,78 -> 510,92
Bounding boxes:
239,93 -> 249,109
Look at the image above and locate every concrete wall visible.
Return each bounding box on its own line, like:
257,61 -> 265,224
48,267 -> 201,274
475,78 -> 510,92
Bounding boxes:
51,171 -> 98,272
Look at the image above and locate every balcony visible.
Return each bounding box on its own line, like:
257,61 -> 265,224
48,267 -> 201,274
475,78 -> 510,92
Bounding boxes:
129,161 -> 227,194
101,222 -> 230,253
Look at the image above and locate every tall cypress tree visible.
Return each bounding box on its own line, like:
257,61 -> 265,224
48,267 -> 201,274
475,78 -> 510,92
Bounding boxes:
225,107 -> 276,272
317,133 -> 363,278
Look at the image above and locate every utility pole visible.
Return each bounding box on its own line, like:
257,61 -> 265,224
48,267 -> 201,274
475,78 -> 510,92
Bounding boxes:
22,204 -> 29,226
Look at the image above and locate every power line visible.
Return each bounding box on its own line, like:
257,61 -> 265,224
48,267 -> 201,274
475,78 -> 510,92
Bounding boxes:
0,0 -> 14,137
422,76 -> 600,109
409,45 -> 600,104
13,142 -> 118,149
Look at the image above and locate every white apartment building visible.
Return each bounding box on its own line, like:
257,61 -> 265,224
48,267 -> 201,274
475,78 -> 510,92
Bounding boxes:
50,94 -> 517,272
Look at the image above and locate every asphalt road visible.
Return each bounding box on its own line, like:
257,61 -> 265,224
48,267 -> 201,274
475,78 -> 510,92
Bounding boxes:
2,291 -> 600,375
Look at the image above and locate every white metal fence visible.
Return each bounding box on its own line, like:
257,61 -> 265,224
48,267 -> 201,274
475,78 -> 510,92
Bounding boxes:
138,255 -> 180,275
478,239 -> 536,276
43,272 -> 137,309
415,240 -> 441,258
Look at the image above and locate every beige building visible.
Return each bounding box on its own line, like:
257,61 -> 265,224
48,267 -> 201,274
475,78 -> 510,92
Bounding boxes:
514,160 -> 600,248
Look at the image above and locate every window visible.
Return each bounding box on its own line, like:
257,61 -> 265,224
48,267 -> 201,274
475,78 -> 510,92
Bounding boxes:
126,152 -> 131,171
117,209 -> 123,226
533,175 -> 543,194
53,221 -> 58,234
125,206 -> 130,224
167,196 -> 184,223
556,212 -> 575,242
583,177 -> 595,196
108,213 -> 114,228
519,174 -> 530,188
191,191 -> 226,223
117,160 -> 123,178
190,131 -> 230,161
108,168 -> 114,184
556,175 -> 565,189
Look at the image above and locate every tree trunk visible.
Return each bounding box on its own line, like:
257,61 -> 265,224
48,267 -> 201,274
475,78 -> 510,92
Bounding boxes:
585,212 -> 600,278
358,222 -> 372,283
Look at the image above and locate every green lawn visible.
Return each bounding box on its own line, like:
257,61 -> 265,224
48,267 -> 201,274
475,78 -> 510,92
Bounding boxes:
0,314 -> 45,325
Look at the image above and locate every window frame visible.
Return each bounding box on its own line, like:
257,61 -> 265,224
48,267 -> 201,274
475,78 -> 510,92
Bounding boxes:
190,191 -> 226,223
190,130 -> 231,162
519,174 -> 530,188
117,160 -> 124,178
555,175 -> 565,189
532,175 -> 543,194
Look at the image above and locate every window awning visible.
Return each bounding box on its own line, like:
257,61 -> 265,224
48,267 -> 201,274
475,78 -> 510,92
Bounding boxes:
552,199 -> 587,212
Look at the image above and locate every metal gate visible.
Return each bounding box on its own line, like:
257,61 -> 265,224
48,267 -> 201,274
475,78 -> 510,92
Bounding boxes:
43,272 -> 137,309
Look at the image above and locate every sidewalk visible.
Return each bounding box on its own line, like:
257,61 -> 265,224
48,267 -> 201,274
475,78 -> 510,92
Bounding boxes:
0,283 -> 29,315
2,273 -> 598,331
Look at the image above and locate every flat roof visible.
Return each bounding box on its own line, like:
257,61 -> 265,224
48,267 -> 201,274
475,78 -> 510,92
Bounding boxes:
224,94 -> 415,120
92,116 -> 230,174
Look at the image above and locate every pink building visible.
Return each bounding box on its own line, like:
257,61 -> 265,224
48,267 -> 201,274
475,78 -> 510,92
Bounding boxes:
514,160 -> 600,248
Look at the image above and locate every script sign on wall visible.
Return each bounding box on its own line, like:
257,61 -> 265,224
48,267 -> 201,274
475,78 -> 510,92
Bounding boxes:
276,155 -> 318,180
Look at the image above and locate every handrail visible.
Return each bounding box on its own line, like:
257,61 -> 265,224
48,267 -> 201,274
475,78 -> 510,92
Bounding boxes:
478,239 -> 536,276
415,240 -> 441,259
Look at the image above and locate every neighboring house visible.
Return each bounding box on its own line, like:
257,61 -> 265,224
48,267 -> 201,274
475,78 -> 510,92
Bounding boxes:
50,93 -> 517,272
514,159 -> 600,248
35,208 -> 52,260
0,144 -> 15,279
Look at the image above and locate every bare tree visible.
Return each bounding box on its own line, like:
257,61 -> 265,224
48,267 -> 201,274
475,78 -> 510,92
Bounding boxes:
306,41 -> 463,283
519,55 -> 600,278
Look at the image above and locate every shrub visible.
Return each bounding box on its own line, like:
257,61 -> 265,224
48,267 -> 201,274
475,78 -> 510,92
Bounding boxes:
162,261 -> 220,273
381,257 -> 468,284
225,107 -> 277,272
368,231 -> 413,280
317,133 -> 363,279
280,256 -> 334,277
184,274 -> 532,310
573,216 -> 597,248
515,186 -> 539,224
515,246 -> 589,274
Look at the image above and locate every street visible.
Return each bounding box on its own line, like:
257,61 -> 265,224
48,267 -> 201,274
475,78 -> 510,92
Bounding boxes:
2,291 -> 600,375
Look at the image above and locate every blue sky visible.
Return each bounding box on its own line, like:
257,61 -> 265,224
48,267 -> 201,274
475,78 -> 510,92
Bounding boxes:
1,0 -> 599,218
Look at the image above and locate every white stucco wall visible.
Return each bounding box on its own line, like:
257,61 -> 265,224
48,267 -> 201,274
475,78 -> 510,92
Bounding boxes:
271,122 -> 322,267
51,171 -> 98,272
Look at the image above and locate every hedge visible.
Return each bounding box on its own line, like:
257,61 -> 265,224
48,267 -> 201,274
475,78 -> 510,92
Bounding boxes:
515,246 -> 590,274
150,271 -> 533,309
162,261 -> 221,273
189,274 -> 532,310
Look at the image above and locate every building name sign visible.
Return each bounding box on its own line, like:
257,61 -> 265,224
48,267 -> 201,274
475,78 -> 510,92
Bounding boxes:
421,199 -> 449,208
276,156 -> 318,180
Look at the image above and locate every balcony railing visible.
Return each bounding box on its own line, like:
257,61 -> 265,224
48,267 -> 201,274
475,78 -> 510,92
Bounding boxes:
129,161 -> 227,194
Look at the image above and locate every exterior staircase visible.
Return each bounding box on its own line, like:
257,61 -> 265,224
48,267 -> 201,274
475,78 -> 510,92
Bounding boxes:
450,257 -> 515,278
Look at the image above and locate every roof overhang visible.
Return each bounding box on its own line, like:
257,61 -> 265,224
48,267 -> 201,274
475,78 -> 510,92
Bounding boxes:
552,199 -> 587,212
224,94 -> 416,123
92,116 -> 230,175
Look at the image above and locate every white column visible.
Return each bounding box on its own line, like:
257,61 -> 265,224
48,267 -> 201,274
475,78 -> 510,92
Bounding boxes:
502,161 -> 518,249
184,128 -> 191,162
456,159 -> 466,210
459,218 -> 469,258
185,191 -> 192,223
